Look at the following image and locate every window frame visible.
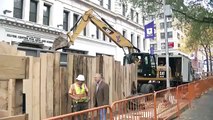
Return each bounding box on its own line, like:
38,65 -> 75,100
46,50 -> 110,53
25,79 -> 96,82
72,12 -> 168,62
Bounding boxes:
43,4 -> 51,25
122,4 -> 126,16
160,32 -> 165,39
29,0 -> 37,22
63,10 -> 69,31
13,0 -> 23,19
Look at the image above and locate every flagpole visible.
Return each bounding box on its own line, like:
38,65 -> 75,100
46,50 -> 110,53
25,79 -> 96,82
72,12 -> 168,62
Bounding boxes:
163,0 -> 170,88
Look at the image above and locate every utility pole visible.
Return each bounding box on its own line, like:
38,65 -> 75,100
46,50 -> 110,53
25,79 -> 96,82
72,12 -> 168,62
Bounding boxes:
163,0 -> 172,88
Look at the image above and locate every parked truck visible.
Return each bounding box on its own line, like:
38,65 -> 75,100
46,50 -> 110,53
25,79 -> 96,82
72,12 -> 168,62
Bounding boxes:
155,51 -> 193,88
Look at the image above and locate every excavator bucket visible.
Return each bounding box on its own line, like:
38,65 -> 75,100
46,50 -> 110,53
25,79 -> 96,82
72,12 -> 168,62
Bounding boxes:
52,33 -> 70,50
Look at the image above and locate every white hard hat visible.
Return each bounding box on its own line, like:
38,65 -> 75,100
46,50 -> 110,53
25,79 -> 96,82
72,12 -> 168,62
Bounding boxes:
76,74 -> 85,81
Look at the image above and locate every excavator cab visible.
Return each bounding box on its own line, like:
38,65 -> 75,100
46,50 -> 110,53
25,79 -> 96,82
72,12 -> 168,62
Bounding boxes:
124,53 -> 157,78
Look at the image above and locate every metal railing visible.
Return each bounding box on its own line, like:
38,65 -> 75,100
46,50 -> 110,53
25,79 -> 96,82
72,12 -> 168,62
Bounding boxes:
111,93 -> 154,120
44,105 -> 112,120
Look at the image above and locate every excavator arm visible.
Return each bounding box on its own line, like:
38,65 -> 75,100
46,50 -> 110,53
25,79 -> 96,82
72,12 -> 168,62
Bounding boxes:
52,9 -> 140,54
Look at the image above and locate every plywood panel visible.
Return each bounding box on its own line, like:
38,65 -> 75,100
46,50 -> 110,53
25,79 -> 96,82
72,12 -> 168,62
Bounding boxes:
14,80 -> 23,115
32,58 -> 41,120
23,57 -> 33,120
91,58 -> 96,108
0,55 -> 28,79
86,57 -> 96,108
67,54 -> 74,113
46,53 -> 54,117
0,42 -> 17,56
0,110 -> 8,118
53,53 -> 60,116
40,53 -> 47,119
60,67 -> 67,114
0,81 -> 8,110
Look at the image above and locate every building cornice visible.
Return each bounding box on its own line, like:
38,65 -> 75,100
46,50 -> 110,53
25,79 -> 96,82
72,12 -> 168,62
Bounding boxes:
0,15 -> 61,35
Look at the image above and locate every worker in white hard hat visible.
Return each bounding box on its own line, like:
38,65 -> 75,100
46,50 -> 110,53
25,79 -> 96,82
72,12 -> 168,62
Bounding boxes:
68,74 -> 89,120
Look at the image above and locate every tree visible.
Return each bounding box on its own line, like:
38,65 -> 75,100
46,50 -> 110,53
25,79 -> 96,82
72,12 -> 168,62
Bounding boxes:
186,21 -> 213,74
128,0 -> 213,24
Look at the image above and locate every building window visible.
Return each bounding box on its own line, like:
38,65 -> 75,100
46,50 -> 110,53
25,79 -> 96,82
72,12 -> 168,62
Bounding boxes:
167,22 -> 172,28
168,42 -> 174,48
167,16 -> 172,20
100,0 -> 103,6
122,30 -> 126,37
160,22 -> 164,29
130,9 -> 134,21
73,13 -> 79,31
137,35 -> 140,49
83,27 -> 87,36
178,43 -> 181,47
177,33 -> 180,39
161,43 -> 165,49
103,32 -> 106,41
150,15 -> 155,20
43,4 -> 50,25
122,4 -> 126,16
108,0 -> 111,10
96,27 -> 99,39
29,0 -> 37,22
131,33 -> 134,43
136,12 -> 139,23
160,33 -> 165,39
160,22 -> 172,29
63,11 -> 69,31
150,44 -> 157,50
14,0 -> 23,19
168,31 -> 173,38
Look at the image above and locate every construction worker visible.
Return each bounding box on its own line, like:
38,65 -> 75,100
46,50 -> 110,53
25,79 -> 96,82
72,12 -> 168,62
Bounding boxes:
69,74 -> 89,120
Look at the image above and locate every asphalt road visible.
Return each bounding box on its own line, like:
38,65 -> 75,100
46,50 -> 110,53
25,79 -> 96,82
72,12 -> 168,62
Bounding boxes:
174,89 -> 213,120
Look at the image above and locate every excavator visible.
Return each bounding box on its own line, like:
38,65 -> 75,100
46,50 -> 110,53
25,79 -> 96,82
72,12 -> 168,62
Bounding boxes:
52,9 -> 172,94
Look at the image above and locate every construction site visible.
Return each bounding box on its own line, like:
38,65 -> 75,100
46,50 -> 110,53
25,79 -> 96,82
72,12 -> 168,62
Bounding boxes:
0,41 -> 213,120
1,0 -> 213,120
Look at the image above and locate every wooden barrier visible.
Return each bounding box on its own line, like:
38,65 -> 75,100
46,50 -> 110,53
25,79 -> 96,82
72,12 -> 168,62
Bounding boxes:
27,54 -> 136,120
0,42 -> 28,118
0,42 -> 137,120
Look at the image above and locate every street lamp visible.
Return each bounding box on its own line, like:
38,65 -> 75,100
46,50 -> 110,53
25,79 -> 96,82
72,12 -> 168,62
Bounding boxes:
163,0 -> 172,88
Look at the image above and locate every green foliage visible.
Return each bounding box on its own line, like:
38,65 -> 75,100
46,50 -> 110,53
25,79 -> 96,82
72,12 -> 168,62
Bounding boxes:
128,0 -> 213,24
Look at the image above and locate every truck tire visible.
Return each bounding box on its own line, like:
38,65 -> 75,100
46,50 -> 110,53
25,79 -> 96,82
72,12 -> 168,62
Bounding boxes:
145,84 -> 155,93
139,84 -> 147,93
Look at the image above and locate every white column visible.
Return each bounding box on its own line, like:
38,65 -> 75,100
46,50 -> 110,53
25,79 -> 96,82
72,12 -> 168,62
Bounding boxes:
23,0 -> 30,21
68,11 -> 73,31
37,0 -> 44,24
50,1 -> 63,28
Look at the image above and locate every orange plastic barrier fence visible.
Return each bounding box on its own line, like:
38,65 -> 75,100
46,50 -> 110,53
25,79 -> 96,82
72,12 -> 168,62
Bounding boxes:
154,87 -> 177,120
111,93 -> 154,120
44,77 -> 213,120
44,105 -> 112,120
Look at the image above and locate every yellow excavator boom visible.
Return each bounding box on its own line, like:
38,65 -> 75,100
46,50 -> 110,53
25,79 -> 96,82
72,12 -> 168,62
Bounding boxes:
52,9 -> 139,53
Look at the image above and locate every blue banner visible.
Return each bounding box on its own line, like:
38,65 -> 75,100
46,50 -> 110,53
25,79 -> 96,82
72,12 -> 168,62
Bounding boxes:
144,21 -> 155,39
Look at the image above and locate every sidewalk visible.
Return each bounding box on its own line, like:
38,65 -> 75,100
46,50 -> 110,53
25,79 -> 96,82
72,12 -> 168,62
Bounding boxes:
175,89 -> 213,120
